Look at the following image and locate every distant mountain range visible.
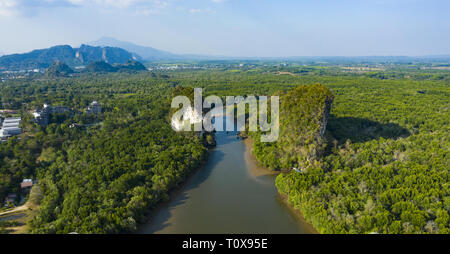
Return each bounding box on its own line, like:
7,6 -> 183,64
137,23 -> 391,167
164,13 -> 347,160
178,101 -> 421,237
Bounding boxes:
1,37 -> 449,71
89,37 -> 179,61
0,37 -> 221,71
89,37 -> 229,61
0,44 -> 139,71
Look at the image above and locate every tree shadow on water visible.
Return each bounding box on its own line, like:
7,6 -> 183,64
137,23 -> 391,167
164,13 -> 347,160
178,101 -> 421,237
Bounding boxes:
327,115 -> 410,144
138,149 -> 226,233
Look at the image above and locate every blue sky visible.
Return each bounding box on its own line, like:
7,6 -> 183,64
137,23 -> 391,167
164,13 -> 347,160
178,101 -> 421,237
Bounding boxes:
0,0 -> 449,56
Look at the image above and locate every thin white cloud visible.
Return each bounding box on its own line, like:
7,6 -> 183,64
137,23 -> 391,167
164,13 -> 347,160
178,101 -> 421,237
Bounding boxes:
189,8 -> 216,14
68,0 -> 139,8
136,8 -> 160,16
0,0 -> 172,17
74,0 -> 172,9
0,0 -> 78,17
0,0 -> 16,17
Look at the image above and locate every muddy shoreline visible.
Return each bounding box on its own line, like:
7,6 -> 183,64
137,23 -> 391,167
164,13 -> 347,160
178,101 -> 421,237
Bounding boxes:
242,136 -> 319,234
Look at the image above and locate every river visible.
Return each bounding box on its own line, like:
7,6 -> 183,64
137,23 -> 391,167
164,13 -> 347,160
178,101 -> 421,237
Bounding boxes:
138,116 -> 316,234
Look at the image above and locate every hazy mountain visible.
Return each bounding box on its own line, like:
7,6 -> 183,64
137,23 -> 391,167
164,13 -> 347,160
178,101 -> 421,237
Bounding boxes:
85,61 -> 117,73
0,44 -> 138,71
84,60 -> 147,73
115,60 -> 147,71
0,51 -> 4,57
46,61 -> 74,77
89,37 -> 178,61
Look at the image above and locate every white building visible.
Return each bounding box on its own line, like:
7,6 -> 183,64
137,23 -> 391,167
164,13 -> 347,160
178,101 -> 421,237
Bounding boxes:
33,104 -> 50,126
33,103 -> 71,126
0,127 -> 22,137
86,101 -> 102,114
2,118 -> 21,127
0,117 -> 22,139
2,122 -> 20,128
3,117 -> 21,124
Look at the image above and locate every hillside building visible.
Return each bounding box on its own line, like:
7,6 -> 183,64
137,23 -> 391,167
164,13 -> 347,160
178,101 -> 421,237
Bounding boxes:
33,103 -> 72,126
21,179 -> 34,190
0,117 -> 22,139
86,101 -> 102,114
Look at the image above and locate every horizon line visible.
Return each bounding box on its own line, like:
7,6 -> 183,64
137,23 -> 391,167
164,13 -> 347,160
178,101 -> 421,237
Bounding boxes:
1,43 -> 450,60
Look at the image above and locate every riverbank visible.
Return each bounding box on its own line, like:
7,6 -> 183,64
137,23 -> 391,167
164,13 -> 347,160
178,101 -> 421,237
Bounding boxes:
137,147 -> 212,233
243,137 -> 279,178
139,117 -> 316,233
242,136 -> 319,234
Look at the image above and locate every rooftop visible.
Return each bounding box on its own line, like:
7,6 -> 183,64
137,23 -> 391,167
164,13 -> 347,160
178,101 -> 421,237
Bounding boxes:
21,179 -> 33,188
3,117 -> 21,122
1,126 -> 21,130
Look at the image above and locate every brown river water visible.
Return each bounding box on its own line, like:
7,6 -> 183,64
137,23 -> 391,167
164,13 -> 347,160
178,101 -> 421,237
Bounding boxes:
138,116 -> 316,234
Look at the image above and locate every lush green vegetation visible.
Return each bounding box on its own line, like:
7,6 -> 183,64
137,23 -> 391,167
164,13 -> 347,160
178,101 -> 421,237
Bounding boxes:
250,84 -> 334,170
46,62 -> 74,77
0,63 -> 448,234
30,109 -> 206,233
85,61 -> 118,73
234,67 -> 449,234
84,60 -> 147,73
0,73 -> 207,233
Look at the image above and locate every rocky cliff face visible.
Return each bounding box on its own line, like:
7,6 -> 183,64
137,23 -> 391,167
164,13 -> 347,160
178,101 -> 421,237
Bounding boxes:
170,86 -> 203,132
0,44 -> 136,71
278,84 -> 334,170
74,44 -> 136,65
171,106 -> 203,131
251,84 -> 334,171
